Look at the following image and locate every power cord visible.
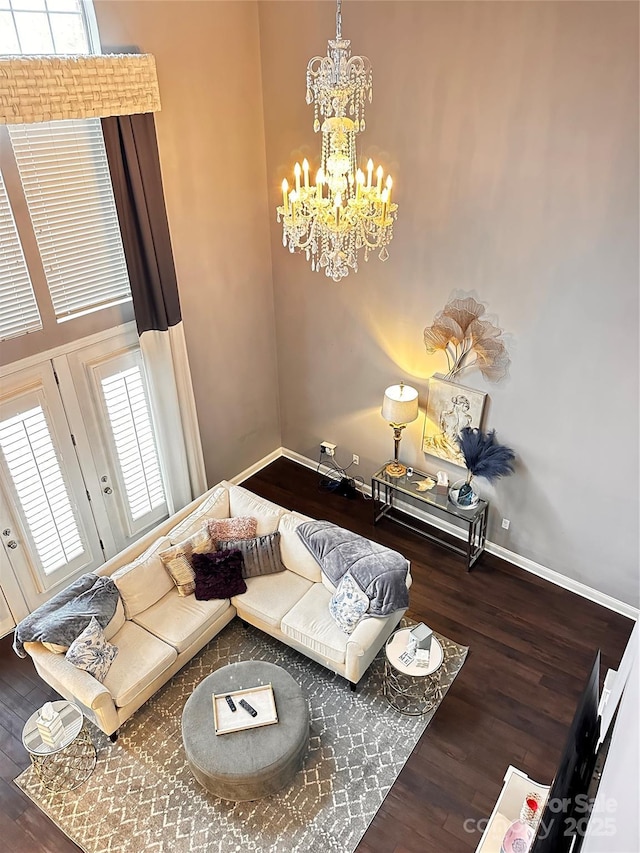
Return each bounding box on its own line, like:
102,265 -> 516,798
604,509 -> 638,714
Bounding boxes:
316,450 -> 371,500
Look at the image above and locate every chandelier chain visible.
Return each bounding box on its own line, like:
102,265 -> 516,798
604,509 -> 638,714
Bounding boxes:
336,0 -> 342,40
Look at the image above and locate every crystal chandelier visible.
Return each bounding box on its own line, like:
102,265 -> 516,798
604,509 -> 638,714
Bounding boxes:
276,0 -> 398,282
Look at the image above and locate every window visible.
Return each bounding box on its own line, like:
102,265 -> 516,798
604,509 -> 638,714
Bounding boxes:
0,170 -> 42,339
0,403 -> 84,575
100,363 -> 166,523
9,120 -> 133,322
0,0 -> 132,340
0,0 -> 93,56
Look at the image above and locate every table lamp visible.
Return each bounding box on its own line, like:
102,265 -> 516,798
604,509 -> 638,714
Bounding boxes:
381,382 -> 419,477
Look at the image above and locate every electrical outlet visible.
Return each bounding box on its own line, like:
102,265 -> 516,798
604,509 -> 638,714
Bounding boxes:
320,441 -> 336,457
352,454 -> 360,465
502,518 -> 510,530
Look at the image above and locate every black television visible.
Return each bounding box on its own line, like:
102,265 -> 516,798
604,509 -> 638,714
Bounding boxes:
530,650 -> 601,853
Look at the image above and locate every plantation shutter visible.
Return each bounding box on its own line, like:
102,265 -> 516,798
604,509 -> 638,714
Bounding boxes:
0,403 -> 85,576
7,118 -> 132,322
0,170 -> 42,341
99,358 -> 166,527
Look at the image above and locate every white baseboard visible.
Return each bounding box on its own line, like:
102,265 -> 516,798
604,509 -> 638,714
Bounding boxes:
281,447 -> 320,471
484,542 -> 639,621
230,447 -> 284,486
276,447 -> 638,622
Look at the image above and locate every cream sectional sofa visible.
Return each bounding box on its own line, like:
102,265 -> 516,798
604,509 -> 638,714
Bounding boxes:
24,482 -> 411,738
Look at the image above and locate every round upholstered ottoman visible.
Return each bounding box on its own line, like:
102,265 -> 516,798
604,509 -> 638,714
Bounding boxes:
181,660 -> 309,801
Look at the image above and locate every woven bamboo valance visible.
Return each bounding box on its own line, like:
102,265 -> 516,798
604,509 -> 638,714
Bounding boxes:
0,54 -> 161,124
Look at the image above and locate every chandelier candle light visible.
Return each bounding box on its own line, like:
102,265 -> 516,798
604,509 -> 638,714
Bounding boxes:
277,0 -> 398,281
382,382 -> 419,478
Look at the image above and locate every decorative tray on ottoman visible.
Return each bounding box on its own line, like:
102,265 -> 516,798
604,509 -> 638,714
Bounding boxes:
212,683 -> 278,735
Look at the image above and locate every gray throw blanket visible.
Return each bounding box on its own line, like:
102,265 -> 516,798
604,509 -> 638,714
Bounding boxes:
296,521 -> 409,616
13,573 -> 120,658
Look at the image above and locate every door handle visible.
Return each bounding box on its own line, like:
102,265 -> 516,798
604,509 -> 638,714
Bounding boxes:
103,487 -> 113,494
7,540 -> 18,549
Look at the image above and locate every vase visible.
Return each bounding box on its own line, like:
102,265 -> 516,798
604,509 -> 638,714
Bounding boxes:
448,473 -> 479,509
500,794 -> 542,853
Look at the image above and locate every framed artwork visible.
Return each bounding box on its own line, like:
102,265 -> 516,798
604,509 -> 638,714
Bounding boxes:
422,376 -> 487,467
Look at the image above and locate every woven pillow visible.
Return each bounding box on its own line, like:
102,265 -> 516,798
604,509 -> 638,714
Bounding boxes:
159,527 -> 213,596
65,617 -> 118,682
216,532 -> 285,579
329,574 -> 369,635
207,516 -> 257,545
191,550 -> 247,600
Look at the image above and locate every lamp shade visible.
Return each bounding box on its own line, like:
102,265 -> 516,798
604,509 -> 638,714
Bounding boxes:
381,383 -> 419,425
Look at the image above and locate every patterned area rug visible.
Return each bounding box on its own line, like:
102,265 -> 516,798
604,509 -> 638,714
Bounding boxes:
16,619 -> 468,853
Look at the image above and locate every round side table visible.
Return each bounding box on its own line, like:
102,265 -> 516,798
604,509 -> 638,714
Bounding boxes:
22,700 -> 97,792
384,627 -> 444,715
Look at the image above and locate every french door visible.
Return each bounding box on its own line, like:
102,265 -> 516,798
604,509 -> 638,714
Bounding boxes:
0,361 -> 108,612
61,333 -> 168,553
0,326 -> 169,622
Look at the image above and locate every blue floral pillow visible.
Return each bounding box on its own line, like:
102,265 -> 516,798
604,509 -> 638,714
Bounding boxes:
329,573 -> 369,634
65,616 -> 118,682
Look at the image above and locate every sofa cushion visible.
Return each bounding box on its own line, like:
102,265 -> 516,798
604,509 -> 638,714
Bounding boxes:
167,486 -> 230,543
217,532 -> 285,579
111,537 -> 174,618
227,485 -> 286,535
159,527 -> 214,597
133,588 -> 232,653
102,621 -> 177,708
65,617 -> 118,682
192,550 -> 247,600
232,570 -> 312,629
281,585 -> 349,665
103,597 -> 126,642
278,512 -> 322,583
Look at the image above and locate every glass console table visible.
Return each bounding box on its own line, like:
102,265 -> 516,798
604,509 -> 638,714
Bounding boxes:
372,464 -> 488,571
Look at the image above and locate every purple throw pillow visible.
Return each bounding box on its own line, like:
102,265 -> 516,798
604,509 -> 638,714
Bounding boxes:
192,550 -> 247,600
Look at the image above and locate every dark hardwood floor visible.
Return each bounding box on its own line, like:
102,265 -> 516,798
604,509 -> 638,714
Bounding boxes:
0,457 -> 633,852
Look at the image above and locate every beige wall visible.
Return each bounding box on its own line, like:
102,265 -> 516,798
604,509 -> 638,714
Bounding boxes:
95,0 -> 280,485
259,2 -> 639,606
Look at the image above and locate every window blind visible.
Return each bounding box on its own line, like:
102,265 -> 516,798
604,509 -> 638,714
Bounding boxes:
0,405 -> 84,575
8,118 -> 132,322
101,365 -> 165,522
0,170 -> 42,341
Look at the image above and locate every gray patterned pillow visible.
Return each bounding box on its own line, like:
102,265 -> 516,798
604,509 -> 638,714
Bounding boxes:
216,532 -> 285,579
65,617 -> 118,682
329,573 -> 369,634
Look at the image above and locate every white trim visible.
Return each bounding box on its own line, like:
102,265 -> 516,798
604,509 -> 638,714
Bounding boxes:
0,322 -> 137,378
230,448 -> 284,486
277,447 -> 639,622
281,447 -> 321,471
485,544 -> 639,621
82,0 -> 102,54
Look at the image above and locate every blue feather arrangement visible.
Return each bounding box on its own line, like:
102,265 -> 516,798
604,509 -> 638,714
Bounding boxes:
457,428 -> 515,482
